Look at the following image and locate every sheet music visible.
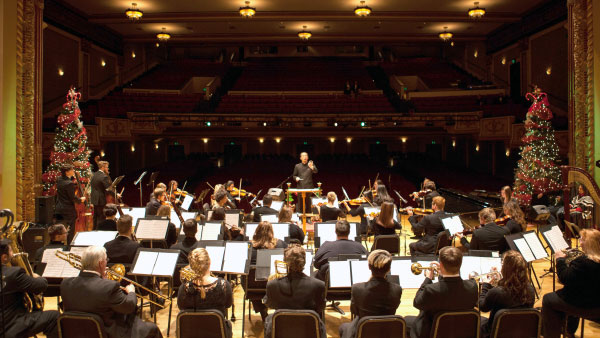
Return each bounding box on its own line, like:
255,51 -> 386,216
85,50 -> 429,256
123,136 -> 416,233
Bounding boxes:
390,260 -> 427,289
42,252 -> 68,278
181,195 -> 194,211
316,223 -> 337,244
269,254 -> 284,277
136,220 -> 169,240
131,251 -> 158,275
245,223 -> 259,240
225,213 -> 240,228
460,256 -> 483,280
304,251 -> 313,276
545,225 -> 570,252
271,201 -> 284,211
291,213 -> 300,223
272,223 -> 290,241
442,215 -> 464,236
71,231 -> 118,246
222,242 -> 249,274
61,262 -> 81,277
513,238 -> 536,262
329,260 -> 352,288
205,246 -> 225,271
480,257 -> 502,276
69,246 -> 87,256
261,214 -> 278,223
350,260 -> 370,284
152,252 -> 179,276
41,248 -> 62,263
523,232 -> 548,260
349,223 -> 358,240
123,207 -> 146,227
201,222 -> 222,240
170,210 -> 182,228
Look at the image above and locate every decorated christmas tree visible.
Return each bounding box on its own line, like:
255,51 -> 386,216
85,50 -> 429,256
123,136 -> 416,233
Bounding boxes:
512,88 -> 562,206
42,88 -> 93,196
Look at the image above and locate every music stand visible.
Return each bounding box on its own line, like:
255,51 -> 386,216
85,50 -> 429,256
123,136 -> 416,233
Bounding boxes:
70,231 -> 118,246
505,231 -> 548,298
255,249 -> 285,281
147,171 -> 159,191
134,171 -> 147,207
134,218 -> 169,248
540,225 -> 570,291
286,187 -> 322,232
108,175 -> 124,197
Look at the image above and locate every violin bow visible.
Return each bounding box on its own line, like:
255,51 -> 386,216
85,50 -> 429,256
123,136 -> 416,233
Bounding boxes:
178,180 -> 188,202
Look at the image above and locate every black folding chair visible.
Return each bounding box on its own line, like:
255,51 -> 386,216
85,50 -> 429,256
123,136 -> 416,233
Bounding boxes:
356,315 -> 406,338
58,311 -> 107,338
177,310 -> 228,338
434,230 -> 451,255
372,235 -> 400,255
490,308 -> 541,338
270,309 -> 322,338
430,310 -> 480,338
244,266 -> 267,321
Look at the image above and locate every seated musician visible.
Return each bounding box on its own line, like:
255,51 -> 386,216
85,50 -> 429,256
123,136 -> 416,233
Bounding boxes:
170,219 -> 198,265
372,185 -> 394,206
0,239 -> 59,338
213,188 -> 235,210
145,188 -> 165,217
500,185 -> 512,205
252,194 -> 279,222
313,220 -> 367,281
210,207 -> 225,221
319,192 -> 345,222
457,208 -> 509,253
363,179 -> 384,205
224,180 -> 238,209
542,229 -> 600,338
148,182 -> 167,202
263,245 -> 326,338
178,248 -> 233,338
278,205 -> 305,244
370,201 -> 401,236
35,223 -> 69,264
478,250 -> 534,338
503,200 -> 527,234
557,184 -> 595,230
339,250 -> 402,338
156,205 -> 178,247
405,246 -> 478,338
60,246 -> 162,338
408,180 -> 440,239
103,215 -> 141,265
97,204 -> 118,231
409,196 -> 447,256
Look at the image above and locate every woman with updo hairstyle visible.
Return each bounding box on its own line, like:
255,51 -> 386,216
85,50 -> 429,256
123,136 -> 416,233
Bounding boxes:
177,248 -> 233,338
479,250 -> 534,337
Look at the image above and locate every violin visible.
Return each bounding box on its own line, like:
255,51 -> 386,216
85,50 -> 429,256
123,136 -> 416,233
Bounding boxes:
230,187 -> 254,198
399,207 -> 434,215
410,189 -> 432,200
494,215 -> 511,226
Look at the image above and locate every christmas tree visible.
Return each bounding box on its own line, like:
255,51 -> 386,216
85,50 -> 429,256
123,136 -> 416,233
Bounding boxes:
512,88 -> 562,206
42,88 -> 93,196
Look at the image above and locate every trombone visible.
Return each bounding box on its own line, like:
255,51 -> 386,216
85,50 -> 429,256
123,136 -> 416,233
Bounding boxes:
55,251 -> 170,309
410,262 -> 439,278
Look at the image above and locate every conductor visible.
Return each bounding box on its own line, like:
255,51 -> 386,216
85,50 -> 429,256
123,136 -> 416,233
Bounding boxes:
292,152 -> 318,212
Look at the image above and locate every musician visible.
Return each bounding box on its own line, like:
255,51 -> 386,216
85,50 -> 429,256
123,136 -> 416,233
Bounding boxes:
339,250 -> 402,338
370,201 -> 401,236
292,152 -> 318,212
405,246 -> 478,338
408,180 -> 440,239
55,164 -> 85,242
373,185 -> 394,206
171,219 -> 199,265
156,205 -> 179,247
103,215 -> 141,264
478,250 -> 534,338
278,205 -> 305,244
214,188 -> 234,210
209,207 -> 225,222
457,208 -> 509,253
557,184 -> 595,231
60,246 -> 162,338
0,239 -> 59,338
503,200 -> 527,234
264,245 -> 326,338
91,160 -> 112,228
409,196 -> 447,256
177,248 -> 233,338
35,223 -> 69,264
224,180 -> 238,209
97,204 -> 118,231
319,192 -> 345,222
252,194 -> 278,222
313,220 -> 367,281
542,229 -> 600,338
500,186 -> 512,205
145,188 -> 166,217
363,179 -> 383,204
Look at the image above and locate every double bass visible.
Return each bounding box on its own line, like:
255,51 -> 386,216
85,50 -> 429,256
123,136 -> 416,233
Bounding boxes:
73,170 -> 92,232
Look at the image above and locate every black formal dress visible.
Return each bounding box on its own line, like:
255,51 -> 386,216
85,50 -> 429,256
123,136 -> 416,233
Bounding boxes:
348,204 -> 369,235
170,237 -> 198,265
61,271 -> 162,338
339,276 -> 403,338
292,162 -> 318,212
252,206 -> 278,222
319,205 -> 344,222
145,198 -> 161,217
313,239 -> 367,281
177,277 -> 233,338
409,191 -> 440,236
479,283 -> 535,337
263,272 -> 326,338
370,219 -> 402,236
55,175 -> 79,242
0,265 -> 59,338
97,218 -> 118,231
460,222 -> 510,253
226,191 -> 238,209
104,235 -> 141,264
405,276 -> 478,338
542,255 -> 600,338
504,219 -> 523,235
409,211 -> 447,256
90,170 -> 111,228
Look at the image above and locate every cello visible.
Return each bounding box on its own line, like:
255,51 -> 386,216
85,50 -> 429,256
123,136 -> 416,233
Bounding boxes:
73,170 -> 93,232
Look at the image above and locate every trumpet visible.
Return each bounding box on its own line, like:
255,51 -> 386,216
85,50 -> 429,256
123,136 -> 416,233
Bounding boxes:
411,262 -> 439,278
469,270 -> 502,286
55,251 -> 170,309
267,260 -> 288,281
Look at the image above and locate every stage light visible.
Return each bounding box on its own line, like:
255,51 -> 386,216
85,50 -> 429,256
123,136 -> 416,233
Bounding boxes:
131,52 -> 136,58
346,137 -> 352,143
206,121 -> 211,127
501,57 -> 506,65
203,138 -> 208,143
452,140 -> 456,148
101,60 -> 106,67
263,122 -> 267,126
329,137 -> 335,143
506,149 -> 510,157
100,150 -> 105,157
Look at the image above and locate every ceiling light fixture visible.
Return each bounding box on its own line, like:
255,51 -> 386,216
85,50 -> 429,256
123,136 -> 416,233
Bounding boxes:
125,3 -> 143,21
354,1 -> 372,17
298,26 -> 312,40
468,2 -> 486,19
157,28 -> 171,42
439,27 -> 453,41
239,1 -> 256,17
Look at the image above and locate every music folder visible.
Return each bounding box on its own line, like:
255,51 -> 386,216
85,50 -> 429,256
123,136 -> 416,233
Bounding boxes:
255,248 -> 285,281
314,222 -> 359,248
130,248 -> 180,277
135,218 -> 169,241
505,231 -> 549,263
540,225 -> 570,253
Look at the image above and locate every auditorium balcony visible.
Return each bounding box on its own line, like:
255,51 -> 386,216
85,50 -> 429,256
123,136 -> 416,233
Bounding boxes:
382,57 -> 481,89
127,59 -> 229,90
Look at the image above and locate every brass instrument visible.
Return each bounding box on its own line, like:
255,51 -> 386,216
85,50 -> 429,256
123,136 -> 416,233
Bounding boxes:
563,248 -> 585,265
267,260 -> 288,281
469,270 -> 502,286
410,262 -> 439,278
55,251 -> 170,309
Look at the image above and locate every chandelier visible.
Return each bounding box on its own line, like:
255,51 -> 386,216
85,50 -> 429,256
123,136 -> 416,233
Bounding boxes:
439,27 -> 453,41
354,1 -> 372,17
125,3 -> 143,21
239,1 -> 256,18
468,2 -> 486,19
157,28 -> 171,42
298,26 -> 312,40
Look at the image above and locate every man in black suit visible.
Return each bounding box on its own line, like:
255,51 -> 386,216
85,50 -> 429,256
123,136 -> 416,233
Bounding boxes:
60,246 -> 162,338
264,245 -> 326,338
405,246 -> 478,338
252,194 -> 279,222
0,239 -> 59,338
145,188 -> 166,217
170,219 -> 198,264
91,160 -> 112,228
313,220 -> 367,281
292,152 -> 318,213
409,196 -> 448,256
408,180 -> 440,239
54,164 -> 85,243
103,215 -> 140,264
339,249 -> 402,338
458,208 -> 510,253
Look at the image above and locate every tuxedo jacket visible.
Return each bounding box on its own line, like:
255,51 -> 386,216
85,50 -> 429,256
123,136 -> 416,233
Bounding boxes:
460,222 -> 510,253
104,236 -> 141,264
90,170 -> 111,206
